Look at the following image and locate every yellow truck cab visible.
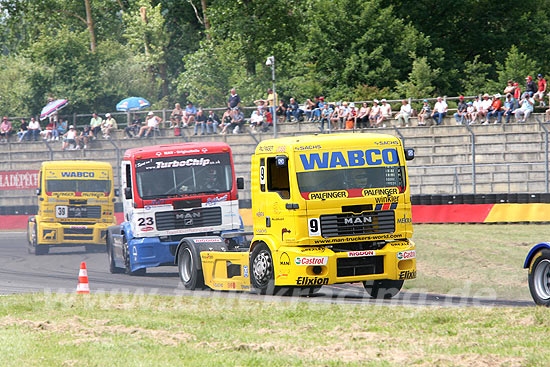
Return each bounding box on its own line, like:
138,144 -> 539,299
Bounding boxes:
27,160 -> 117,255
176,133 -> 416,298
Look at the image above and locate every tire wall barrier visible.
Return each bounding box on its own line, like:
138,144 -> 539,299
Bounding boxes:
1,193 -> 549,230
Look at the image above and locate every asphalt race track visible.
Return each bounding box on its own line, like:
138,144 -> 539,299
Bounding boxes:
0,232 -> 534,307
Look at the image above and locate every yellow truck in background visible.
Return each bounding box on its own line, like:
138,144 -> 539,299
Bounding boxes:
27,160 -> 118,255
176,133 -> 416,298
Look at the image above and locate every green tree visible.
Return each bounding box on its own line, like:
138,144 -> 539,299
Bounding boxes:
394,57 -> 439,99
461,55 -> 492,96
496,46 -> 538,89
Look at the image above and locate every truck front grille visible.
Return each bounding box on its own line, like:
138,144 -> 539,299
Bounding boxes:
66,205 -> 101,219
337,256 -> 384,277
155,207 -> 222,231
320,210 -> 395,238
64,228 -> 94,235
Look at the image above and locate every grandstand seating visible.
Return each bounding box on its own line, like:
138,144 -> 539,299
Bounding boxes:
1,114 -> 548,208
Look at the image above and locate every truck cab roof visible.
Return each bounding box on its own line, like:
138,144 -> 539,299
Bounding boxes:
123,142 -> 232,160
254,133 -> 402,155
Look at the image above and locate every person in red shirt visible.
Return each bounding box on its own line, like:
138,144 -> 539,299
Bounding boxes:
487,94 -> 503,124
513,82 -> 521,109
535,74 -> 547,107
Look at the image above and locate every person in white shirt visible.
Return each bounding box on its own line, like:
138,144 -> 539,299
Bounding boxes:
431,96 -> 448,125
138,112 -> 162,138
376,99 -> 392,127
62,125 -> 79,150
27,117 -> 41,141
478,93 -> 492,123
101,113 -> 118,138
395,100 -> 412,127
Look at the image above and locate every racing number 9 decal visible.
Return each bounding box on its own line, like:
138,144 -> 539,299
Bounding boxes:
137,217 -> 154,226
55,205 -> 68,218
260,166 -> 265,184
308,218 -> 321,237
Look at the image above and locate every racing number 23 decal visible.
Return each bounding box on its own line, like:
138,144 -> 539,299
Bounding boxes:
137,217 -> 154,226
308,218 -> 321,237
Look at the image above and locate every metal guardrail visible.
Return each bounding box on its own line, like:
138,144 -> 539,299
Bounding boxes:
409,162 -> 546,194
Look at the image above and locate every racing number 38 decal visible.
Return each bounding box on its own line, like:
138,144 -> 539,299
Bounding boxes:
55,205 -> 68,218
308,218 -> 321,237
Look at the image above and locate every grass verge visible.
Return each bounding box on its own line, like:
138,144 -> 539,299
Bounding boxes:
1,293 -> 549,367
407,224 -> 550,300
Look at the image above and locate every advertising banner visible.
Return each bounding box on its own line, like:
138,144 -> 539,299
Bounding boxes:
0,170 -> 39,190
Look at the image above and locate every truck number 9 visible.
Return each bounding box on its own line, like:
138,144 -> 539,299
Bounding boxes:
259,166 -> 265,184
308,218 -> 321,237
137,217 -> 154,226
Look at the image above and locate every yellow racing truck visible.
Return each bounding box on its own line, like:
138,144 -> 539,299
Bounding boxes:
27,160 -> 118,255
176,133 -> 416,298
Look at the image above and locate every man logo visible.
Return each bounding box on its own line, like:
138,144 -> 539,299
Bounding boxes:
176,211 -> 201,226
280,252 -> 290,266
344,216 -> 372,225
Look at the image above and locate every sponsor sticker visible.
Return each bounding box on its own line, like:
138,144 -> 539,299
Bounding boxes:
70,225 -> 87,229
294,257 -> 328,266
296,277 -> 328,286
308,191 -> 348,200
347,250 -> 376,257
243,265 -> 249,278
194,238 -> 222,243
399,270 -> 416,280
141,226 -> 154,232
362,187 -> 399,196
397,250 -> 416,260
279,252 -> 290,266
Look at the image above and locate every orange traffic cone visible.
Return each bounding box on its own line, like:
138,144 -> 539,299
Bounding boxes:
76,261 -> 90,294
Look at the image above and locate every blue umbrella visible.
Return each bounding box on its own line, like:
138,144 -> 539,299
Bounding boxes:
116,97 -> 151,111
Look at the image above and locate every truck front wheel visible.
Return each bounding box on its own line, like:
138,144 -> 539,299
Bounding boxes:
363,279 -> 403,299
250,243 -> 279,295
528,249 -> 550,306
177,243 -> 205,290
107,231 -> 124,274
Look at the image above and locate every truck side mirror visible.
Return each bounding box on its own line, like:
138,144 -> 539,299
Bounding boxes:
404,148 -> 415,161
237,177 -> 244,190
124,187 -> 132,199
114,188 -> 120,197
35,188 -> 41,196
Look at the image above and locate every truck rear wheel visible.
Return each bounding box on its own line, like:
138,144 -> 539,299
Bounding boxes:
27,219 -> 35,254
107,232 -> 124,274
363,279 -> 403,299
528,249 -> 550,306
250,243 -> 280,295
177,243 -> 205,290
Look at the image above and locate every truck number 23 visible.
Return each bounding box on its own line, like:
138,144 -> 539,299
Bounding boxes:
138,217 -> 154,226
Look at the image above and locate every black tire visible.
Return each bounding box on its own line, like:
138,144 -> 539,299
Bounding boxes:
363,279 -> 404,299
35,244 -> 49,256
250,243 -> 280,295
123,235 -> 146,276
32,225 -> 49,256
107,232 -> 124,274
528,249 -> 550,306
27,219 -> 35,255
177,242 -> 205,290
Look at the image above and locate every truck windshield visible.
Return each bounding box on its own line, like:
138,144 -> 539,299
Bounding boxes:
135,153 -> 233,199
296,166 -> 405,193
46,179 -> 111,193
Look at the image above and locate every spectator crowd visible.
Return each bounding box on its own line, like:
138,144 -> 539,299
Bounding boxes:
3,73 -> 549,146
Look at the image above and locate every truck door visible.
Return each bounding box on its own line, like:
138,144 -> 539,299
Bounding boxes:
121,161 -> 133,222
256,155 -> 297,244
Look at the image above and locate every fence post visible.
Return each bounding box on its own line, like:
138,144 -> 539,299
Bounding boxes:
536,117 -> 549,193
464,123 -> 476,194
393,126 -> 405,147
106,137 -> 121,189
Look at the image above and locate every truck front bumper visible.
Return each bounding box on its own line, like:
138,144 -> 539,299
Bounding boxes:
38,222 -> 112,246
127,237 -> 178,271
274,240 -> 416,287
